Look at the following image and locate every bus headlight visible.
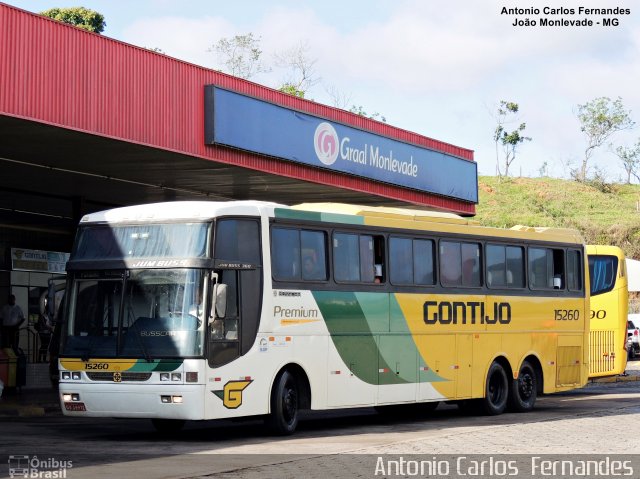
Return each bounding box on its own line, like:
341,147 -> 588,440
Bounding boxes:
72,372 -> 81,380
61,372 -> 71,380
160,373 -> 170,381
160,395 -> 183,404
171,373 -> 181,382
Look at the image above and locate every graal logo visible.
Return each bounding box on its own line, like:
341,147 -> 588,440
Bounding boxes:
313,122 -> 339,166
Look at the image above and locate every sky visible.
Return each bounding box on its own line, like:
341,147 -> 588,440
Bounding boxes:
6,0 -> 640,180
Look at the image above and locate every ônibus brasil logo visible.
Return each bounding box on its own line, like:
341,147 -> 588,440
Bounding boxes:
313,122 -> 339,166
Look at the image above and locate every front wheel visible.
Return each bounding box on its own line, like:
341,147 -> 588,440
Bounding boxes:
480,362 -> 509,415
265,370 -> 299,435
508,360 -> 537,412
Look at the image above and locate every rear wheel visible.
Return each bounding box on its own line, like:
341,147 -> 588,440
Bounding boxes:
480,362 -> 509,415
265,370 -> 299,435
508,360 -> 537,412
151,419 -> 185,434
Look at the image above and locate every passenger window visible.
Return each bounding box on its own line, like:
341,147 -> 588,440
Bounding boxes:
334,233 -> 384,283
390,238 -> 413,285
440,241 -> 462,286
529,247 -> 565,290
486,244 -> 524,288
271,228 -> 300,281
440,241 -> 481,287
334,233 -> 360,282
567,249 -> 583,292
414,239 -> 435,285
390,237 -> 435,286
301,230 -> 328,281
271,227 -> 327,282
506,246 -> 525,288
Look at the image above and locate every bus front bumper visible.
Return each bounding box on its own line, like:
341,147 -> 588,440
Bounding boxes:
58,383 -> 205,420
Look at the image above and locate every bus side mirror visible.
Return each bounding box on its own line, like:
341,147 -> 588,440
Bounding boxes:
209,283 -> 227,323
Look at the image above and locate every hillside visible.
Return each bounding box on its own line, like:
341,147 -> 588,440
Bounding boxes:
475,176 -> 640,259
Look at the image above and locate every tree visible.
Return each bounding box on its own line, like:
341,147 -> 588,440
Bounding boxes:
209,33 -> 269,80
493,101 -> 531,178
274,41 -> 319,98
576,96 -> 634,181
279,83 -> 305,98
349,105 -> 387,123
40,7 -> 106,34
614,141 -> 640,184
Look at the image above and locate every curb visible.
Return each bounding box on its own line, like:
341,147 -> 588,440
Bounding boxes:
0,404 -> 61,418
589,374 -> 640,383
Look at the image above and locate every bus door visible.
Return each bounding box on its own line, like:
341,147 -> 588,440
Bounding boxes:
207,219 -> 262,369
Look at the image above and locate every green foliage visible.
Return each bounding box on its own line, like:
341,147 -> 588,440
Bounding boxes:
279,83 -> 305,98
477,176 -> 640,258
209,33 -> 269,80
274,41 -> 319,98
40,7 -> 105,33
493,101 -> 531,178
349,105 -> 387,123
615,140 -> 640,184
576,96 -> 635,181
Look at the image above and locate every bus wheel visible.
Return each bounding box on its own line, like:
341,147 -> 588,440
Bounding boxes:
151,419 -> 185,434
481,362 -> 509,415
265,370 -> 299,435
508,360 -> 537,412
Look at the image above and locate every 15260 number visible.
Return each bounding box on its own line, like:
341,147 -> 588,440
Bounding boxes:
554,309 -> 579,321
85,363 -> 109,370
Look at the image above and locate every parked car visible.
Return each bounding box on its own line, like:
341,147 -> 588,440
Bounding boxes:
628,318 -> 640,359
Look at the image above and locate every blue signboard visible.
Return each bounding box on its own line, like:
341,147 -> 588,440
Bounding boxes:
205,87 -> 478,203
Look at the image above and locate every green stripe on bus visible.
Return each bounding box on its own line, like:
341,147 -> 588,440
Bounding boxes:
128,359 -> 183,372
274,208 -> 364,225
314,291 -> 416,385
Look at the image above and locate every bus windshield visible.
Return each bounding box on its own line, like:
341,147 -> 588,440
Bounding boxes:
588,255 -> 618,296
72,223 -> 209,260
61,268 -> 206,359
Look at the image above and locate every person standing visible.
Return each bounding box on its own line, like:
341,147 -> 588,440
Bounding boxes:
1,294 -> 25,350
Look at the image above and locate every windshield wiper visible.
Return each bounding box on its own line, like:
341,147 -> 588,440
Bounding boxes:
79,338 -> 94,362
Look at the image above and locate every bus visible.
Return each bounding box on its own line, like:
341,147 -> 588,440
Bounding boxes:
58,201 -> 589,434
587,245 -> 628,377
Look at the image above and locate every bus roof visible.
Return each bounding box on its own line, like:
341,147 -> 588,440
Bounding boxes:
288,202 -> 584,244
79,200 -> 584,245
79,200 -> 285,224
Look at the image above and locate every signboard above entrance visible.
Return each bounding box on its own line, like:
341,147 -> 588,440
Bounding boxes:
205,87 -> 478,204
11,248 -> 69,273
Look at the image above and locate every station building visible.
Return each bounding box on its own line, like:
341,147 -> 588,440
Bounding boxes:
0,3 -> 477,379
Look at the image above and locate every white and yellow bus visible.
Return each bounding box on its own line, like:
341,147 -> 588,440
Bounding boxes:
587,245 -> 628,377
58,201 -> 589,434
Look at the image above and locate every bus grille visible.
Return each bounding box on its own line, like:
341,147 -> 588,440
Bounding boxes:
86,372 -> 152,382
589,330 -> 616,376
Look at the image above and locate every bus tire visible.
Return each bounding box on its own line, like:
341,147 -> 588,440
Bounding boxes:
508,360 -> 537,412
480,362 -> 509,415
151,418 -> 185,434
265,370 -> 299,435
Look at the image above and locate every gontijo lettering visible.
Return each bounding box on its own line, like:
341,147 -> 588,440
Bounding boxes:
423,301 -> 511,325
